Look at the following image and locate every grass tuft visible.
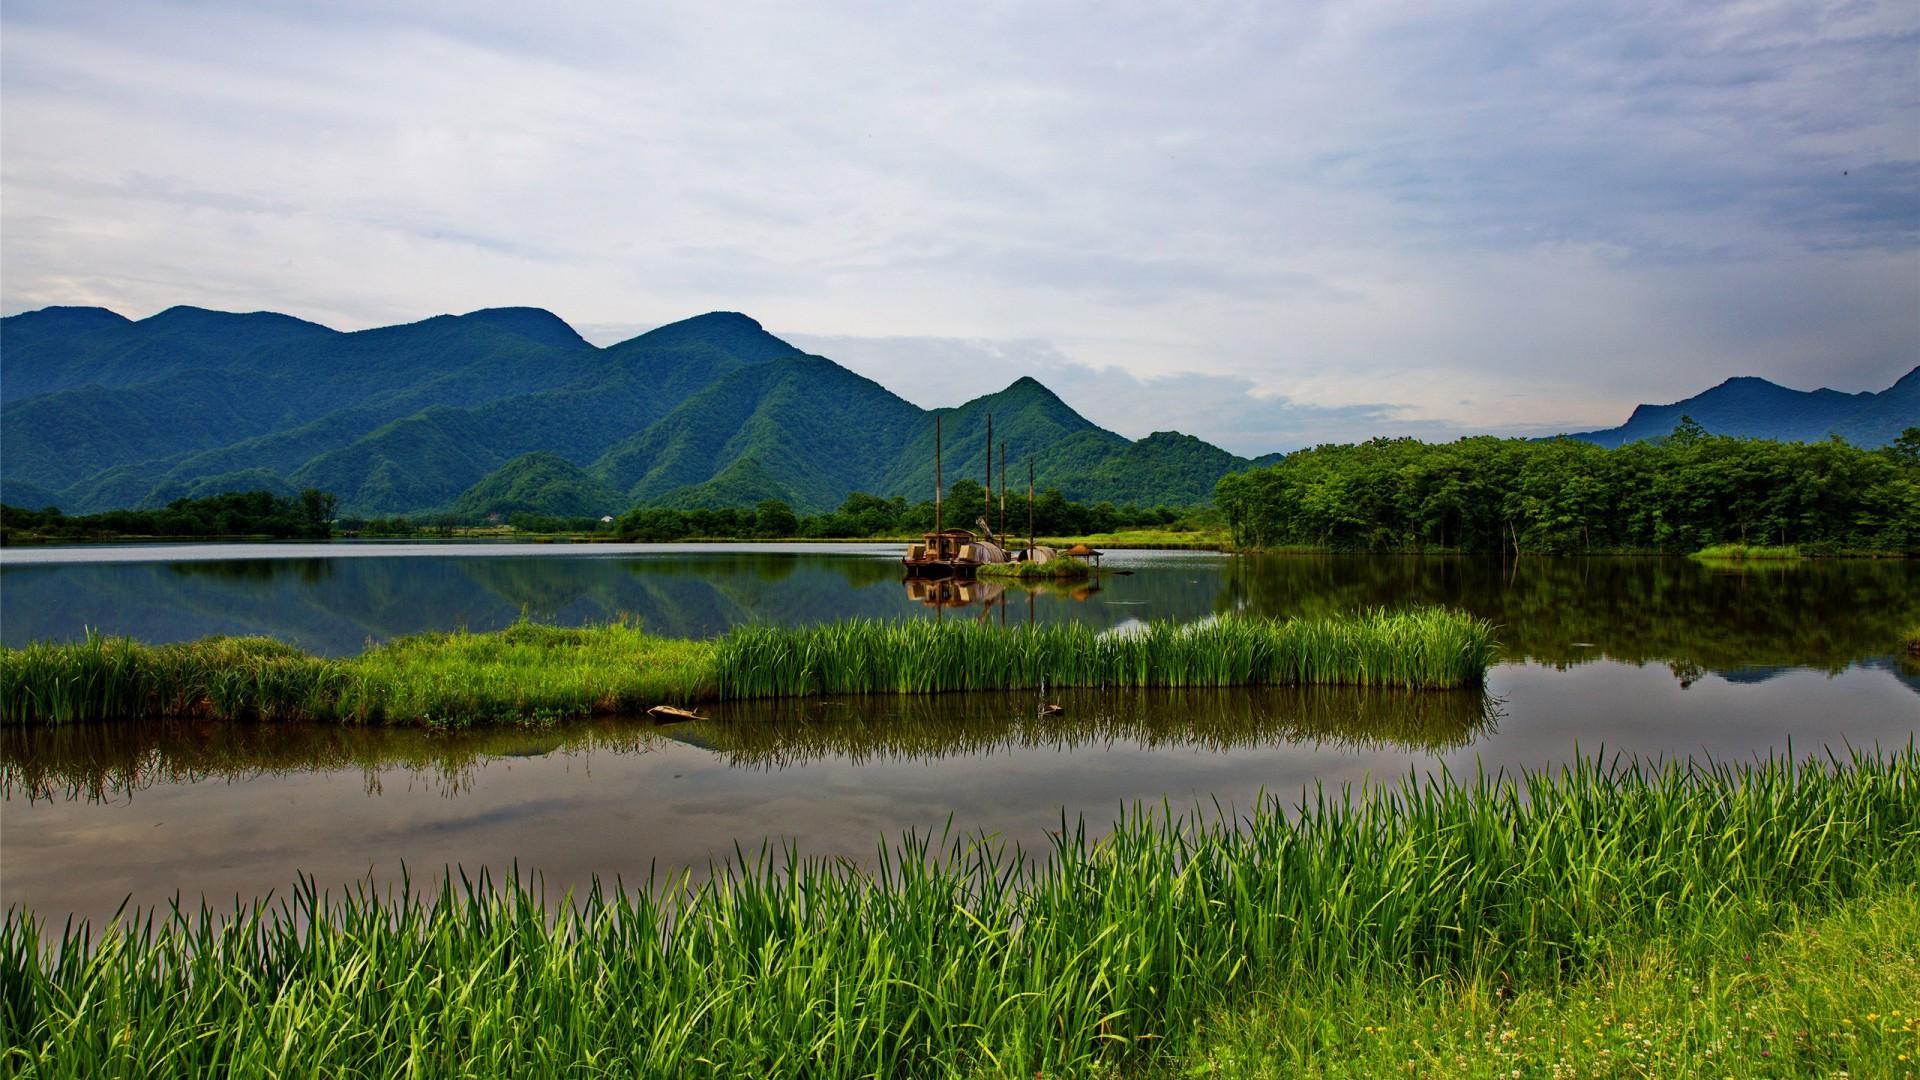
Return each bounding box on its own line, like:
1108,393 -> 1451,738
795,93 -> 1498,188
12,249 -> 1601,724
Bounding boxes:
1692,543 -> 1803,561
975,556 -> 1093,579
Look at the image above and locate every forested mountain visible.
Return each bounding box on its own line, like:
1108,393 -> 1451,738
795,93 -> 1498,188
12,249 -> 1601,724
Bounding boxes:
1565,369 -> 1918,448
1,305 -> 1267,516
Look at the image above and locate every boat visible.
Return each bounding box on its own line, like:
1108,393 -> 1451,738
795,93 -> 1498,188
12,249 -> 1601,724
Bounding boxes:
901,413 -> 1013,579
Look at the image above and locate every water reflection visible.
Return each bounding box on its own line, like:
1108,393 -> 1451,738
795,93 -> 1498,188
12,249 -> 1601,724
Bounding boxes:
1,685 -> 1496,804
2,545 -> 1916,685
902,577 -> 1105,615
1222,555 -> 1920,678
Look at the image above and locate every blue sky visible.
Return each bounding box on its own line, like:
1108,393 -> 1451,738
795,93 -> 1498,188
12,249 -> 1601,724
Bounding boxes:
2,1 -> 1914,453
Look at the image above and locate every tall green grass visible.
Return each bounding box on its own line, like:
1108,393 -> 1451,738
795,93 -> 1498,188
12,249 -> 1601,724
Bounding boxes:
2,609 -> 1494,726
4,749 -> 1914,1077
711,609 -> 1495,698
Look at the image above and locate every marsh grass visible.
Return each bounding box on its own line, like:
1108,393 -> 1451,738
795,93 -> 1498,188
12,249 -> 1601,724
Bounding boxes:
711,609 -> 1496,699
0,623 -> 713,728
975,555 -> 1092,579
3,749 -> 1914,1077
2,609 -> 1493,726
1692,543 -> 1803,561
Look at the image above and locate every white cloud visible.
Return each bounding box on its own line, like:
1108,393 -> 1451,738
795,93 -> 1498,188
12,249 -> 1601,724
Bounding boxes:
2,0 -> 1914,445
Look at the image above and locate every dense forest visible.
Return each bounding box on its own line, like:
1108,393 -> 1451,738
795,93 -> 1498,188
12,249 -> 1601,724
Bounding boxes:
615,481 -> 1191,541
1,490 -> 337,543
1215,422 -> 1920,555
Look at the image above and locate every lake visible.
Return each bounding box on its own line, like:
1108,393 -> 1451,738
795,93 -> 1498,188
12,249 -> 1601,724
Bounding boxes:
3,543 -> 1916,925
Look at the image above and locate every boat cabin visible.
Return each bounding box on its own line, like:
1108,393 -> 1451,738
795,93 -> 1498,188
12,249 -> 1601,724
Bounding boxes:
903,529 -> 1007,578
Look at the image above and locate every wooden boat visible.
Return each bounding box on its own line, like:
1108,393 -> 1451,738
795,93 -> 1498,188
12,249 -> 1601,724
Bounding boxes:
901,413 -> 1012,580
904,528 -> 1009,578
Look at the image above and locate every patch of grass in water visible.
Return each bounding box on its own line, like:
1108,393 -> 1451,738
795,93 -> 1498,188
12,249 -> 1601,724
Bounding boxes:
2,609 -> 1494,726
975,555 -> 1091,580
1692,543 -> 1802,561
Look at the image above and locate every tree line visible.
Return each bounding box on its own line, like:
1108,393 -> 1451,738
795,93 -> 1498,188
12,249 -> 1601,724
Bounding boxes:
1214,422 -> 1920,555
616,481 -> 1190,542
1,490 -> 338,544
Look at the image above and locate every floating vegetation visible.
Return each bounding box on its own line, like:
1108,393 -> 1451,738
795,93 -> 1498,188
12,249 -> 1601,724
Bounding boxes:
975,556 -> 1092,580
1691,543 -> 1803,561
1,609 -> 1495,727
3,749 -> 1913,1077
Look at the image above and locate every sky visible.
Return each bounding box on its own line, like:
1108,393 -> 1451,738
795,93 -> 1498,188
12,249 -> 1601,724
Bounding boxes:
2,1 -> 1915,454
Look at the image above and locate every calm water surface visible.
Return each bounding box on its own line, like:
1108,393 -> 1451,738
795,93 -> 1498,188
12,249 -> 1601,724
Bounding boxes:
3,544 -> 1915,925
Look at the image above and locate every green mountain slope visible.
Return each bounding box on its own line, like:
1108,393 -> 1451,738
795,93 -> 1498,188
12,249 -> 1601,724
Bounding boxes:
447,453 -> 623,520
2,303 -> 1273,516
594,356 -> 924,512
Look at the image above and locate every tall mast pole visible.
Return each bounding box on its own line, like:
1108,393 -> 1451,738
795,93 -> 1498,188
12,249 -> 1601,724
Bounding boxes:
934,415 -> 943,539
999,441 -> 1007,539
1028,457 -> 1035,556
985,414 -> 993,532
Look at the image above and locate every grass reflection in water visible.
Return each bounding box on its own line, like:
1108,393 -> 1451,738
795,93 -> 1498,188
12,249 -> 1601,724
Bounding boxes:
1,684 -> 1495,803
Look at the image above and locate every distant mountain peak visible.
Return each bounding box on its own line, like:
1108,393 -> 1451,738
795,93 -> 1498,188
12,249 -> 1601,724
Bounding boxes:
456,307 -> 590,349
614,310 -> 802,364
139,305 -> 336,334
1572,367 -> 1916,448
6,304 -> 129,322
681,311 -> 764,329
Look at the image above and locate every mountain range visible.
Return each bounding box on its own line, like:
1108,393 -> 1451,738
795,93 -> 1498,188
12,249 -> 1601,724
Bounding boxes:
1563,368 -> 1918,448
0,306 -> 1277,517
1,303 -> 1913,518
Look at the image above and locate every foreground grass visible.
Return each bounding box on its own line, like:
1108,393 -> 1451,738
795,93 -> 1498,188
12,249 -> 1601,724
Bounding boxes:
1171,885 -> 1920,1079
1692,543 -> 1803,561
3,750 -> 1914,1078
0,609 -> 1495,726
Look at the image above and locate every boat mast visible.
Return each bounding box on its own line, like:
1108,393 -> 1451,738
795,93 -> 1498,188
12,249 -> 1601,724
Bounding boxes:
1028,457 -> 1035,555
934,415 -> 943,539
985,414 -> 993,533
999,441 -> 1007,540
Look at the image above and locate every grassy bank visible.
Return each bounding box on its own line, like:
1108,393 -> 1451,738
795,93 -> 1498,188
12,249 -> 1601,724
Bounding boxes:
0,609 -> 1496,727
1693,543 -> 1803,561
4,750 -> 1914,1077
1173,884 -> 1920,1078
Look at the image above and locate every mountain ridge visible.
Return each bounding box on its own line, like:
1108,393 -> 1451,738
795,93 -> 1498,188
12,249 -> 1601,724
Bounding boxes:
1565,369 -> 1916,448
5,303 -> 1913,519
1,305 -> 1272,516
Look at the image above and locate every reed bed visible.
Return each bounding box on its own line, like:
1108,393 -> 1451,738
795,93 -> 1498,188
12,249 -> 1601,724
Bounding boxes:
1691,542 -> 1803,561
974,556 -> 1092,579
2,609 -> 1493,726
4,748 -> 1914,1078
711,609 -> 1495,698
